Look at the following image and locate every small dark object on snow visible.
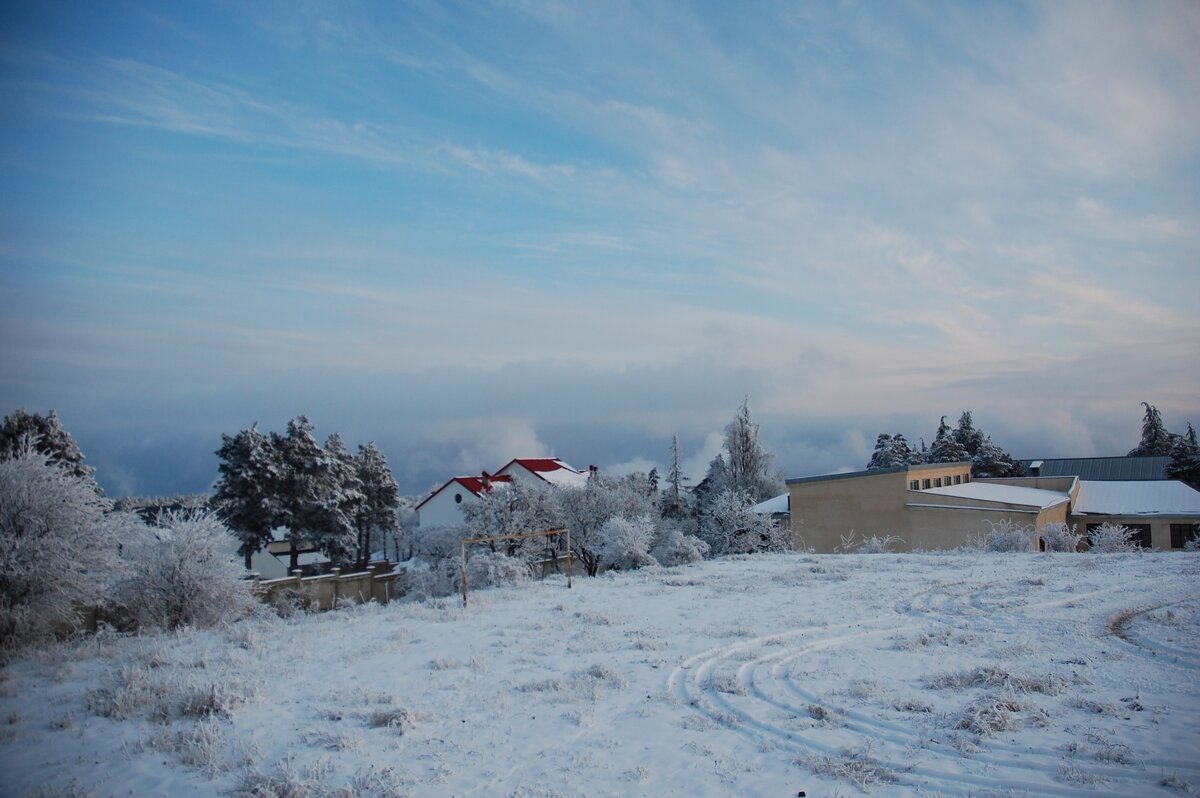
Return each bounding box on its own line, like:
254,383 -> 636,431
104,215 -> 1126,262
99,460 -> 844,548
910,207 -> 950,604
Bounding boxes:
797,792 -> 806,797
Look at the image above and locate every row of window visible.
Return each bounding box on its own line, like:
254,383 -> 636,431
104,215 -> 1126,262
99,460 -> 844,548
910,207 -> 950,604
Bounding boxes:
910,474 -> 969,491
1084,523 -> 1199,549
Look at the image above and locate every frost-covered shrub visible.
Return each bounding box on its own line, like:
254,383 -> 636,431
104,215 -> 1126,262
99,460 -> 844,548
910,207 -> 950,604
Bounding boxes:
114,511 -> 257,631
465,550 -> 528,591
0,452 -> 126,653
651,525 -> 710,566
1087,523 -> 1139,553
1041,522 -> 1082,553
699,489 -> 789,556
596,515 -> 658,571
976,519 -> 1039,552
857,534 -> 902,553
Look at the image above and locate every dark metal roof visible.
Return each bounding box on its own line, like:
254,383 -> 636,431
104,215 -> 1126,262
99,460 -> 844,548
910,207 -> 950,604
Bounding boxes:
1020,456 -> 1169,481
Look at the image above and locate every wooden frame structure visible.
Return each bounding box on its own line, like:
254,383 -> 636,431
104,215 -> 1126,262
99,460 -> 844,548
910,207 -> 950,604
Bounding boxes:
460,528 -> 572,607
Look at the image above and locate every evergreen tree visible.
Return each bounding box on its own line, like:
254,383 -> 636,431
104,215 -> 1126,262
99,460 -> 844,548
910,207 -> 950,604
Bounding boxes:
213,424 -> 281,570
952,411 -> 987,457
971,436 -> 1025,478
0,409 -> 98,490
1166,422 -> 1200,490
323,433 -> 365,563
273,417 -> 358,568
353,442 -> 400,563
661,435 -> 690,520
928,416 -> 970,463
867,433 -> 915,469
720,398 -> 784,502
1128,402 -> 1177,457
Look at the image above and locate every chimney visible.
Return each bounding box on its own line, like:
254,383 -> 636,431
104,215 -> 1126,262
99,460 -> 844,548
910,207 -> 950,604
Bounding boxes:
481,470 -> 491,490
589,465 -> 598,478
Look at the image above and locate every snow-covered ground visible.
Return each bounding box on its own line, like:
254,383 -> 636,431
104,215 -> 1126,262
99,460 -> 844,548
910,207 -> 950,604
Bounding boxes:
2,550 -> 1198,797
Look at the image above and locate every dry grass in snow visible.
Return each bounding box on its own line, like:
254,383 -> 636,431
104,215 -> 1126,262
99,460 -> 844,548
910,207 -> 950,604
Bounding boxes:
1,550 -> 1198,796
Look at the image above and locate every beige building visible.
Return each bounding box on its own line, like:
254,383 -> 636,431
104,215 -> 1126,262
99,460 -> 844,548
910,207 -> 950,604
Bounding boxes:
786,461 -> 1200,552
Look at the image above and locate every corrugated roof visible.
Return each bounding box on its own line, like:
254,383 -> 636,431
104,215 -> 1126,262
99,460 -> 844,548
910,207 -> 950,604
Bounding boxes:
1073,481 -> 1200,516
920,483 -> 1069,510
1020,456 -> 1169,480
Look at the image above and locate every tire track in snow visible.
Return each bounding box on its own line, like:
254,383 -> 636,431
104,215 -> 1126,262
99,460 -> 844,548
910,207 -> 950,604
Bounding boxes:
670,571 -> 1199,796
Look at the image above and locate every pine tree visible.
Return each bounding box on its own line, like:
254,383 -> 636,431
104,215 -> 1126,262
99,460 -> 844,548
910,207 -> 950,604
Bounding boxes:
1128,402 -> 1177,457
322,433 -> 365,563
1166,422 -> 1200,490
928,416 -> 970,463
213,424 -> 281,570
867,433 -> 915,469
0,409 -> 98,490
272,417 -> 359,568
353,442 -> 400,563
661,435 -> 690,520
952,411 -> 986,457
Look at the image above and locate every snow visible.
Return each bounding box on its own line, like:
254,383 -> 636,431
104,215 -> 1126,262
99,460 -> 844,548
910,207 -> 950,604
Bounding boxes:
1074,480 -> 1200,516
2,551 -> 1198,797
751,492 -> 789,515
921,482 -> 1070,509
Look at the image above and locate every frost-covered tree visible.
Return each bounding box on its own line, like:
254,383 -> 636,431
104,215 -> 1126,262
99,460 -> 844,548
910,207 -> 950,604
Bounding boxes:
462,479 -> 563,561
114,511 -> 257,631
323,433 -> 365,561
0,409 -> 98,490
661,435 -> 690,520
353,442 -> 400,562
1166,422 -> 1200,490
867,433 -> 916,469
971,437 -> 1025,478
213,424 -> 281,569
927,416 -> 969,463
558,475 -> 655,576
952,412 -> 987,458
720,398 -> 785,503
699,488 -> 788,556
1127,402 -> 1177,457
0,450 -> 125,653
595,515 -> 658,571
271,417 -> 359,568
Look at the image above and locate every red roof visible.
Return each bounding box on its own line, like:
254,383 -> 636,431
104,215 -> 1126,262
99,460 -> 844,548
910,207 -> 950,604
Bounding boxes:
497,458 -> 575,474
416,474 -> 512,510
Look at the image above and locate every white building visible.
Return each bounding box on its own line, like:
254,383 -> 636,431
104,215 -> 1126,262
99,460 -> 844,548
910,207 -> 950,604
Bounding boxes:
415,473 -> 513,528
494,458 -> 593,488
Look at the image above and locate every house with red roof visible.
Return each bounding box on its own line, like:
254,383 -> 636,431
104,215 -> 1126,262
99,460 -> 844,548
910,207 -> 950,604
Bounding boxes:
495,458 -> 594,488
415,472 -> 514,528
415,458 -> 596,528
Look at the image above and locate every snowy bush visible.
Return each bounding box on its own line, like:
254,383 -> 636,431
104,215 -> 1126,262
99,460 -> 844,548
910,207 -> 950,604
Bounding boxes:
1087,523 -> 1139,553
114,511 -> 257,631
1041,522 -> 1082,553
464,550 -> 529,591
0,451 -> 126,653
596,515 -> 658,571
976,519 -> 1039,552
650,524 -> 710,566
699,489 -> 789,556
857,534 -> 903,553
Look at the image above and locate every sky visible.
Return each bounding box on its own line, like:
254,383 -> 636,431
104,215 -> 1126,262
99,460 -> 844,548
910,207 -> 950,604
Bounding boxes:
1,1 -> 1198,499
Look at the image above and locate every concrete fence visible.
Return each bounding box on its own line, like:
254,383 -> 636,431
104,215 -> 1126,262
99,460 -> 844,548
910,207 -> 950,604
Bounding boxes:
249,559 -> 406,612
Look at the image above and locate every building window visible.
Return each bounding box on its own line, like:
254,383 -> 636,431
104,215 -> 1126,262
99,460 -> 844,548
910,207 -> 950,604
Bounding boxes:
934,477 -> 942,487
922,479 -> 931,489
963,474 -> 970,483
1170,523 -> 1198,549
910,480 -> 919,490
954,475 -> 962,485
454,493 -> 463,504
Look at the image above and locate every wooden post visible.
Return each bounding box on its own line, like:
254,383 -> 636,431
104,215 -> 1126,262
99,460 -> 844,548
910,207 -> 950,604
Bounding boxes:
461,540 -> 469,607
566,528 -> 572,589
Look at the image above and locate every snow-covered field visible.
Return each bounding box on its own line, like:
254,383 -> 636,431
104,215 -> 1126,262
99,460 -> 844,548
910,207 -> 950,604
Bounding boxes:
2,551 -> 1198,797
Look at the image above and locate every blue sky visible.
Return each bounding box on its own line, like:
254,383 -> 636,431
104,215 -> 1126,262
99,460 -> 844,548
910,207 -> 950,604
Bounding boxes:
2,1 -> 1198,498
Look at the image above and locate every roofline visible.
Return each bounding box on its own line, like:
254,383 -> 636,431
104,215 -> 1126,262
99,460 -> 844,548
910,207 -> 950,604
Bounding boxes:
786,461 -> 972,486
1020,455 -> 1169,463
415,474 -> 512,510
